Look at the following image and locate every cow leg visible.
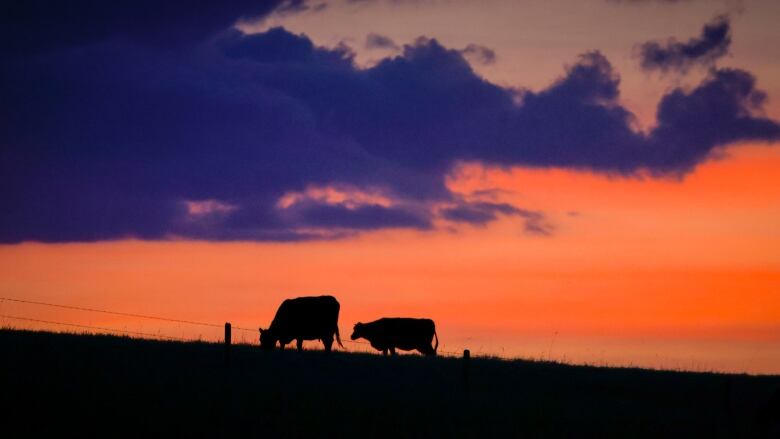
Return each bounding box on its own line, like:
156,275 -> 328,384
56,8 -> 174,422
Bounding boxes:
390,347 -> 396,356
296,338 -> 303,351
382,349 -> 388,356
323,337 -> 333,352
279,342 -> 285,351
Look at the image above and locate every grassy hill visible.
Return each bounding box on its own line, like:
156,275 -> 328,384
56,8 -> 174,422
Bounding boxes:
1,329 -> 778,438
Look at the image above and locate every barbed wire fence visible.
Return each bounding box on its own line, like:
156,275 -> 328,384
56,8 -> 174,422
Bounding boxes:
0,296 -> 466,358
0,314 -> 187,341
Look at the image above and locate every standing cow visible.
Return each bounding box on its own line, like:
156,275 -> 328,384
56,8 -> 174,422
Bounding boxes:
351,318 -> 438,356
259,295 -> 344,352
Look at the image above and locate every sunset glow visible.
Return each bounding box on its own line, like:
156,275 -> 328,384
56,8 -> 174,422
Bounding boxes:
3,144 -> 778,373
2,0 -> 780,376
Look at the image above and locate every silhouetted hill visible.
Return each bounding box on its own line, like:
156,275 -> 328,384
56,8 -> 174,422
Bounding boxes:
1,329 -> 778,438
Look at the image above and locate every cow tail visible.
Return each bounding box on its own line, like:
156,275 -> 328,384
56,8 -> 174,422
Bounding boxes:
335,326 -> 344,349
433,327 -> 439,353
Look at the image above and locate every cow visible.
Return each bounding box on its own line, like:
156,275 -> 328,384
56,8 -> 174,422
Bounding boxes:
259,295 -> 344,352
351,318 -> 438,356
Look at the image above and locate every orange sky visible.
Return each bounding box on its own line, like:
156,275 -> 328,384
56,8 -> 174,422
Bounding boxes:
3,0 -> 780,374
2,144 -> 778,374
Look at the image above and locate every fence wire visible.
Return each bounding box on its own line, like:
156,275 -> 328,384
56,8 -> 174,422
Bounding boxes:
0,296 -> 256,332
0,314 -> 187,341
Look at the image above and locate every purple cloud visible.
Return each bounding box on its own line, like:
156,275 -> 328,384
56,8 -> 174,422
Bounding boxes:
366,33 -> 400,50
639,16 -> 731,73
0,5 -> 778,243
460,44 -> 497,65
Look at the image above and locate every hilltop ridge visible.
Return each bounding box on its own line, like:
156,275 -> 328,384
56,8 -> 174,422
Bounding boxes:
1,329 -> 778,438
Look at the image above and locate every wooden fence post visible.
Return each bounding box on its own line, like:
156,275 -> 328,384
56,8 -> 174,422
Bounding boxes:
463,349 -> 471,397
224,322 -> 232,365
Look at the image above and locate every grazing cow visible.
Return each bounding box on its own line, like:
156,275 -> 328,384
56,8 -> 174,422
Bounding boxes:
351,318 -> 438,356
259,295 -> 344,352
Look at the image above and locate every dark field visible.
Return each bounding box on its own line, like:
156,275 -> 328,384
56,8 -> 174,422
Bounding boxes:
1,329 -> 778,438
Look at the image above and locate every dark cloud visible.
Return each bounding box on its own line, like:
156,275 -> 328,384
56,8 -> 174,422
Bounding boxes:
274,0 -> 312,13
366,33 -> 400,50
460,44 -> 497,65
441,202 -> 522,225
639,16 -> 731,72
1,11 -> 778,243
270,0 -> 328,18
274,0 -> 323,14
440,202 -> 551,235
520,213 -> 555,236
0,0 -> 291,57
646,68 -> 778,171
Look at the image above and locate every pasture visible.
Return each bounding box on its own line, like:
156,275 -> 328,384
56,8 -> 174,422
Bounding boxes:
1,329 -> 778,438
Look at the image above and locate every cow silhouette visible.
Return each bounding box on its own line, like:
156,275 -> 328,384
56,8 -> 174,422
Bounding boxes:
351,318 -> 438,356
259,295 -> 344,352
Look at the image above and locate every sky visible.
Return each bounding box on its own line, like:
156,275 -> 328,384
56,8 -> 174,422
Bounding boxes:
1,0 -> 779,373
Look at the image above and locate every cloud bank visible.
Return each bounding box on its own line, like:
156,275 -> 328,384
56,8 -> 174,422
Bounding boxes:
0,0 -> 290,57
1,5 -> 778,243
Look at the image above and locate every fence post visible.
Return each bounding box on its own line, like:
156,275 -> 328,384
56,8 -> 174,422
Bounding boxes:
224,322 -> 232,365
463,349 -> 471,397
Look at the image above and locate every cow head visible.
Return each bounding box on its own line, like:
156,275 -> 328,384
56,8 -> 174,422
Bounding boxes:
351,322 -> 364,340
259,328 -> 276,350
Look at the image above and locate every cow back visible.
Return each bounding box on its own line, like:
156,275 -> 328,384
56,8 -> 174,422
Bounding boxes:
363,318 -> 435,350
270,295 -> 340,340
